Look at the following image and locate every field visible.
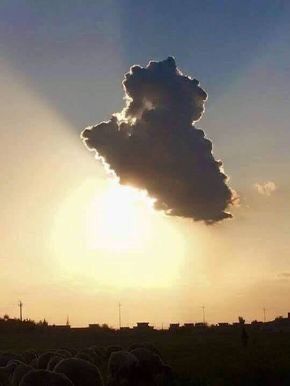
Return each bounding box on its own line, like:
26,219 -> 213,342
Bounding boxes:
1,326 -> 290,385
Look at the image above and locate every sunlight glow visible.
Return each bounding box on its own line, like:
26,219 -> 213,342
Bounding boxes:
87,182 -> 155,252
51,179 -> 186,289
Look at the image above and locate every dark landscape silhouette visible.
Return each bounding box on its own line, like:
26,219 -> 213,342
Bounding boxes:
2,312 -> 290,385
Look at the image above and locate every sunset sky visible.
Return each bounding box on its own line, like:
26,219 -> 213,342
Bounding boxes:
1,0 -> 290,327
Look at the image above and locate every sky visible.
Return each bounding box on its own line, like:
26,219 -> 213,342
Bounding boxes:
1,0 -> 290,327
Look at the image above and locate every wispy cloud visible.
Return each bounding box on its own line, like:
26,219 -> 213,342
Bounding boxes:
254,181 -> 277,196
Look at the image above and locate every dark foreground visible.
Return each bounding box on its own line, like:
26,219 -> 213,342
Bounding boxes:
1,326 -> 290,385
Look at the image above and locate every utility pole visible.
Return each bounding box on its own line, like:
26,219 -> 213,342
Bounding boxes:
263,307 -> 266,323
118,302 -> 122,329
18,301 -> 23,322
201,305 -> 206,324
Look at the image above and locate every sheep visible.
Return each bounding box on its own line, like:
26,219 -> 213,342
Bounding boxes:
105,346 -> 122,360
11,363 -> 32,386
155,365 -> 176,386
130,348 -> 165,384
131,347 -> 163,369
89,346 -> 105,357
74,350 -> 96,365
75,348 -> 102,367
131,348 -> 176,386
55,357 -> 103,386
129,344 -> 162,360
89,346 -> 106,363
107,350 -> 139,386
45,350 -> 71,371
20,351 -> 37,365
19,369 -> 74,386
37,351 -> 56,369
142,344 -> 162,358
6,360 -> 23,368
64,348 -> 77,356
128,344 -> 143,352
0,354 -> 22,367
29,357 -> 39,369
55,350 -> 72,359
47,355 -> 65,371
0,371 -> 10,386
84,347 -> 106,378
0,363 -> 17,386
85,348 -> 103,365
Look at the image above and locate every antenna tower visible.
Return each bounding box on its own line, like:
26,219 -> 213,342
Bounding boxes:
18,300 -> 23,322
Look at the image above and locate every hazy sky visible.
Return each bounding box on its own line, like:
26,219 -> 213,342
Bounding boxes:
1,0 -> 290,327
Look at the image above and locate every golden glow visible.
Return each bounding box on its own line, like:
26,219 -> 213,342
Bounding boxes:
4,54 -> 288,327
87,183 -> 155,252
51,179 -> 186,289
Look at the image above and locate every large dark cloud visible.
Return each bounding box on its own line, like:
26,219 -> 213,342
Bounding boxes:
81,57 -> 235,223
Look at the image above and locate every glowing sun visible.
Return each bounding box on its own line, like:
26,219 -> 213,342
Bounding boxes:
87,182 -> 155,252
51,178 -> 185,288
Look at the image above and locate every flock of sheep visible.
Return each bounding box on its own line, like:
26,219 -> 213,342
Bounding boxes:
0,344 -> 175,386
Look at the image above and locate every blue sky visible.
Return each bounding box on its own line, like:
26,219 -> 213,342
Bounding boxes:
1,0 -> 289,127
1,0 -> 290,188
